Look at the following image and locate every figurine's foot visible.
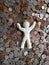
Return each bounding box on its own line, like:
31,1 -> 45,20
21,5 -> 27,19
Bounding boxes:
28,46 -> 32,49
27,43 -> 32,49
21,46 -> 24,50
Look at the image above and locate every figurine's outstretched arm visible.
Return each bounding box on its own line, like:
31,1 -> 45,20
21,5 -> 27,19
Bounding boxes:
17,23 -> 25,31
30,22 -> 36,31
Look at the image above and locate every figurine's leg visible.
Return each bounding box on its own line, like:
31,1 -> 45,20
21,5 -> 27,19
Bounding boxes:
21,37 -> 26,49
27,38 -> 32,49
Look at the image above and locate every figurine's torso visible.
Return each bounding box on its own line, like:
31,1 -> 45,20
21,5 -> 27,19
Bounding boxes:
24,28 -> 30,38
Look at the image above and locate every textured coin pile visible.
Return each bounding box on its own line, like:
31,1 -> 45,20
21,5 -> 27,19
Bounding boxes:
0,0 -> 49,65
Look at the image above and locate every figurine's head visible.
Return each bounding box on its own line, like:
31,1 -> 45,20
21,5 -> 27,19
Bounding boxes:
23,20 -> 30,28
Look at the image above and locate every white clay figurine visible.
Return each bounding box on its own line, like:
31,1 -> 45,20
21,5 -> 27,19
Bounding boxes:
17,20 -> 36,49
